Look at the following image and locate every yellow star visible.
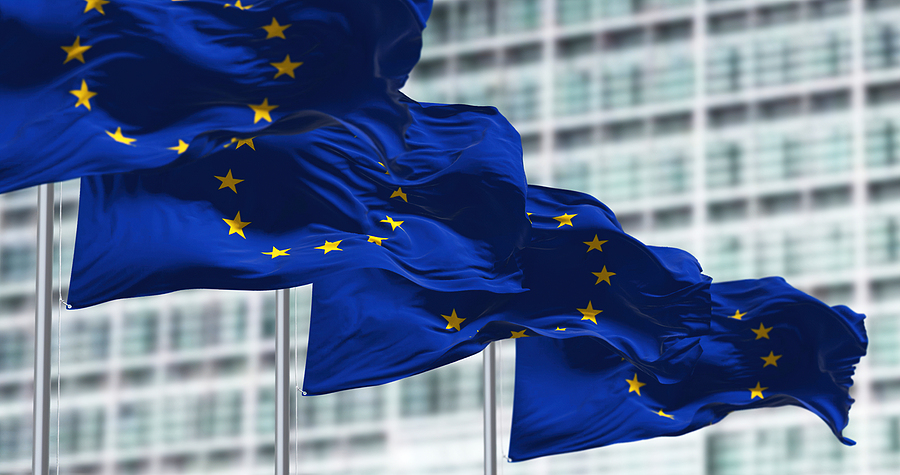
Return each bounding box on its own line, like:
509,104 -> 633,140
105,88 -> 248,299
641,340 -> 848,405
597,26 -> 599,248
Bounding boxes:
553,213 -> 577,227
262,17 -> 291,39
592,266 -> 616,285
748,382 -> 768,400
626,374 -> 646,396
69,80 -> 97,110
441,309 -> 465,331
761,351 -> 782,368
83,0 -> 110,14
222,212 -> 250,238
168,139 -> 189,154
390,187 -> 408,202
105,127 -> 136,145
248,98 -> 278,124
729,309 -> 746,320
62,37 -> 92,64
262,247 -> 290,258
656,409 -> 674,419
380,215 -> 404,230
751,323 -> 772,340
576,301 -> 602,324
584,235 -> 607,252
378,162 -> 390,174
224,0 -> 252,9
367,236 -> 387,246
555,327 -> 566,331
215,170 -> 244,193
315,240 -> 343,254
235,137 -> 256,150
270,55 -> 303,79
510,329 -> 529,339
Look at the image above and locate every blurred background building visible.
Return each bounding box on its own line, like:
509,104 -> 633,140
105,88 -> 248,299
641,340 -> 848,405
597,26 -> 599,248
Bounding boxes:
1,0 -> 900,473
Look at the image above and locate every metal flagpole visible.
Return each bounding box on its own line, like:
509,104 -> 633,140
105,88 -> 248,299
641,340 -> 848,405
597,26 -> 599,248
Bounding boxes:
483,342 -> 498,475
33,183 -> 54,475
275,289 -> 291,475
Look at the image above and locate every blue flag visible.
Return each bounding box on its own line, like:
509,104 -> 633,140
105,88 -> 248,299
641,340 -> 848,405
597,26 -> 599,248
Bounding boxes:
302,185 -> 711,395
68,99 -> 529,308
0,0 -> 431,192
508,277 -> 867,461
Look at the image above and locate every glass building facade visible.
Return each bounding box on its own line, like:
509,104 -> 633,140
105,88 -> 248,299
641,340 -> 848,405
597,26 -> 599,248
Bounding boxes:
2,0 -> 900,473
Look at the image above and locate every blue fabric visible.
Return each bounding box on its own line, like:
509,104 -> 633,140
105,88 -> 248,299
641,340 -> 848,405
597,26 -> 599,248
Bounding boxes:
509,277 -> 868,461
302,185 -> 711,395
68,99 -> 529,307
0,0 -> 430,192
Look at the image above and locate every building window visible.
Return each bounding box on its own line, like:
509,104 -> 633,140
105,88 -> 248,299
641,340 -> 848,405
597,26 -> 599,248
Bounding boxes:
650,58 -> 694,102
163,391 -> 242,442
503,0 -> 541,32
117,401 -> 152,449
257,388 -> 275,434
121,310 -> 158,357
602,63 -> 645,109
0,246 -> 35,283
709,12 -> 747,35
55,319 -> 110,363
726,48 -> 742,91
599,0 -> 637,18
708,47 -> 744,94
653,151 -> 691,196
457,0 -> 493,41
597,154 -> 643,202
558,0 -> 595,24
400,363 -> 480,417
868,216 -> 900,265
170,299 -> 246,351
0,330 -> 29,373
54,407 -> 105,455
422,4 -> 450,47
0,415 -> 29,461
707,142 -> 744,189
781,138 -> 803,179
755,39 -> 797,87
756,127 -> 807,183
301,391 -> 337,428
555,69 -> 593,116
0,207 -> 35,228
603,120 -> 645,142
707,235 -> 746,280
868,119 -> 899,168
335,388 -> 385,424
866,24 -> 900,70
889,417 -> 900,452
869,312 -> 900,369
504,79 -> 540,122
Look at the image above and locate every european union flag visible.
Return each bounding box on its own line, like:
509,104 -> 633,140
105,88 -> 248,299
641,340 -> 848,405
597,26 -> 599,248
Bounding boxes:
303,185 -> 710,395
68,99 -> 529,307
508,278 -> 867,461
0,0 -> 431,192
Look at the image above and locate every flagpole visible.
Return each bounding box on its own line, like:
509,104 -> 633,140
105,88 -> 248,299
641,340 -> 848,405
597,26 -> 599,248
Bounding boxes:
275,288 -> 290,475
483,342 -> 498,475
33,183 -> 54,475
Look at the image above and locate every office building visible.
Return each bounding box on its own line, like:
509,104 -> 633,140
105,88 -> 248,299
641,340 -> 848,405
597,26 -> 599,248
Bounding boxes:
2,0 -> 900,473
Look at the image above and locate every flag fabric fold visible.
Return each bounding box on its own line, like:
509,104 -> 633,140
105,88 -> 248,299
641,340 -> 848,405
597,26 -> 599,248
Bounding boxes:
0,0 -> 431,193
302,185 -> 711,395
68,99 -> 529,308
508,277 -> 867,461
